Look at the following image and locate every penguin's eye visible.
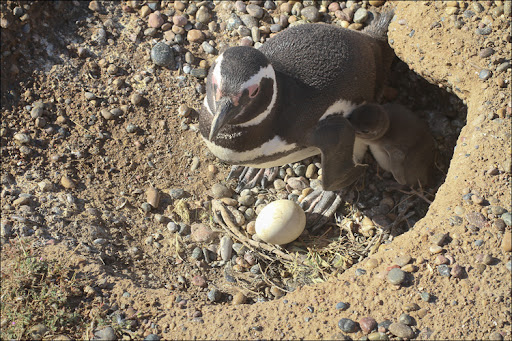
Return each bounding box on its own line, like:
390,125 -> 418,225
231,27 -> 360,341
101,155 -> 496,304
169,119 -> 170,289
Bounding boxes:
248,85 -> 260,98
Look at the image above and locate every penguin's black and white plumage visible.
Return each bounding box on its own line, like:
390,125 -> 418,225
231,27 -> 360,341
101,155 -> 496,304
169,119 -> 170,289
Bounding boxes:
347,103 -> 435,186
199,11 -> 395,191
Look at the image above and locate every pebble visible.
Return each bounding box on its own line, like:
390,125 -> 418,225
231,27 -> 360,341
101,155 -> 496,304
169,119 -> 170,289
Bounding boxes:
201,41 -> 216,54
394,255 -> 411,267
238,195 -> 255,206
399,313 -> 414,326
29,324 -> 48,340
476,26 -> 492,35
169,188 -> 185,199
502,213 -> 512,226
403,303 -> 420,312
355,268 -> 367,276
502,231 -> 511,252
479,47 -> 495,58
232,292 -> 246,305
146,187 -> 160,208
144,335 -> 160,341
191,275 -> 207,287
14,133 -> 30,144
191,247 -> 203,260
496,61 -> 510,73
191,223 -> 217,243
211,183 -> 232,198
173,15 -> 187,27
338,318 -> 358,333
219,235 -> 233,261
207,288 -> 222,302
479,69 -> 492,80
437,264 -> 451,277
429,245 -> 443,254
196,6 -> 211,24
336,302 -> 349,311
167,222 -> 179,233
366,258 -> 379,269
130,93 -> 144,106
148,11 -> 164,28
368,332 -> 389,341
151,42 -> 174,67
359,317 -> 377,334
353,8 -> 368,23
388,322 -> 414,339
246,4 -> 264,19
378,320 -> 392,332
506,261 -> 511,272
190,156 -> 200,171
450,264 -> 464,278
387,267 -> 406,285
94,326 -> 116,340
61,175 -> 75,189
431,233 -> 448,246
302,6 -> 320,22
475,239 -> 484,246
489,332 -> 504,341
187,29 -> 205,43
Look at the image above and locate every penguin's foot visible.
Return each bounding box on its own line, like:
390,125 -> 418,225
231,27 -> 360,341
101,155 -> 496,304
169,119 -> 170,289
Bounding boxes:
300,189 -> 343,232
227,165 -> 279,193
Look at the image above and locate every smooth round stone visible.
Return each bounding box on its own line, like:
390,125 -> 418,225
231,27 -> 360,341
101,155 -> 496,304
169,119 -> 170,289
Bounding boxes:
301,6 -> 319,22
474,239 -> 484,246
388,323 -> 414,339
399,313 -> 414,326
293,164 -> 306,177
238,195 -> 255,206
211,183 -> 233,198
359,317 -> 377,334
167,222 -> 179,233
378,320 -> 392,331
366,258 -> 379,269
355,268 -> 367,276
338,318 -> 358,333
94,326 -> 116,340
353,8 -> 368,23
207,288 -> 222,302
232,292 -> 246,305
246,4 -> 264,18
479,47 -> 495,58
394,255 -> 411,267
387,268 -> 406,285
201,41 -> 216,54
429,245 -> 443,254
501,212 -> 511,226
479,69 -> 492,80
506,261 -> 511,272
404,303 -> 420,312
191,247 -> 203,260
476,26 -> 492,35
437,264 -> 451,277
368,332 -> 389,341
196,6 -> 211,23
336,302 -> 349,310
169,188 -> 185,199
270,23 -> 282,32
219,235 -> 233,261
151,42 -> 174,67
144,334 -> 160,341
255,200 -> 305,245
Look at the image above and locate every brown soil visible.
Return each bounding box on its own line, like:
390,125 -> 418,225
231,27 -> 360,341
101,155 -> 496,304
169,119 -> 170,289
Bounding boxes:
1,1 -> 511,340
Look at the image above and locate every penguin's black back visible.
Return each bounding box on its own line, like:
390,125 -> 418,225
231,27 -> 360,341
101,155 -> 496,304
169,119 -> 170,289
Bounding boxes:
260,19 -> 393,103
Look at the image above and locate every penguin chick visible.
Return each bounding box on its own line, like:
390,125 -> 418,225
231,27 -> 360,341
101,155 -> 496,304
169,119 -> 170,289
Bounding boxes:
347,103 -> 435,186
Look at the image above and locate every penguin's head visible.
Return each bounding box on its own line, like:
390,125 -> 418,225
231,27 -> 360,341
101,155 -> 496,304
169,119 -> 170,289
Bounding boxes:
205,46 -> 277,141
347,103 -> 390,140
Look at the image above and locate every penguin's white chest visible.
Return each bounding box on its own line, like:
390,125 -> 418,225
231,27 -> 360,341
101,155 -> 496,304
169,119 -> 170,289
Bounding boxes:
203,136 -> 320,168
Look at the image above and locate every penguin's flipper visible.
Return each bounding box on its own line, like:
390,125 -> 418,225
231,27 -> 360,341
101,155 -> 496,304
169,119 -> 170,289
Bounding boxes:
387,149 -> 407,185
311,115 -> 366,191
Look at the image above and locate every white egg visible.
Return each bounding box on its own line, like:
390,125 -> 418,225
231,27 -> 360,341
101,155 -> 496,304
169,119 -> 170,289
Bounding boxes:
255,199 -> 306,245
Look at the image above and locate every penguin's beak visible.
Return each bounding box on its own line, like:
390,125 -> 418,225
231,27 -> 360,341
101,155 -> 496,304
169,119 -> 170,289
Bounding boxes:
209,97 -> 235,141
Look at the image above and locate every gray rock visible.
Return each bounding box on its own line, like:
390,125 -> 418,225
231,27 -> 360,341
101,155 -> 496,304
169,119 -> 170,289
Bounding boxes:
497,61 -> 511,73
201,41 -> 216,54
241,14 -> 258,28
246,4 -> 264,19
387,268 -> 406,285
94,326 -> 116,340
211,183 -> 233,198
207,288 -> 222,302
151,42 -> 174,67
502,212 -> 511,226
195,6 -> 211,24
238,194 -> 255,206
353,8 -> 368,23
338,318 -> 358,333
399,313 -> 414,326
301,6 -> 320,22
219,235 -> 233,261
479,69 -> 492,80
144,334 -> 160,341
227,13 -> 243,31
388,322 -> 414,339
169,188 -> 185,199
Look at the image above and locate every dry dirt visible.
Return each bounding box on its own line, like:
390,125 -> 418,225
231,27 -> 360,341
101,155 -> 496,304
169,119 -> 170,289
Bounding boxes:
1,1 -> 511,340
